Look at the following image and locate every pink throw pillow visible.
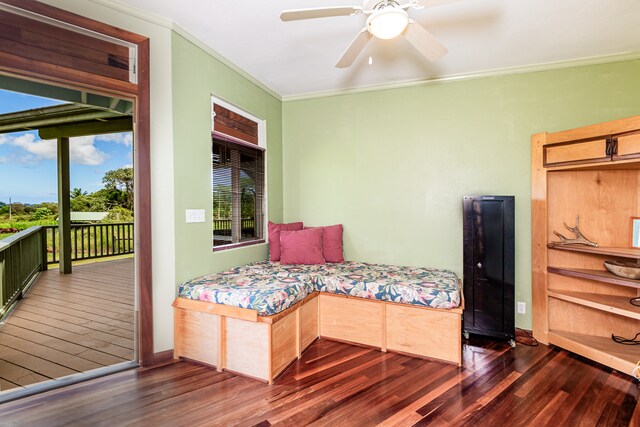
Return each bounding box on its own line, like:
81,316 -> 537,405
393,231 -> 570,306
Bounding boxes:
268,221 -> 303,261
280,228 -> 326,265
306,224 -> 345,263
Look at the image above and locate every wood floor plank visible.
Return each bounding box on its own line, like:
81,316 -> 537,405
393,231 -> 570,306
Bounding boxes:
7,310 -> 134,349
34,280 -> 133,304
0,258 -> 135,396
25,294 -> 134,322
16,299 -> 133,330
0,333 -> 103,372
0,378 -> 18,392
3,316 -> 133,359
74,349 -> 129,366
0,344 -> 77,378
0,324 -> 97,356
0,361 -> 49,388
1,336 -> 639,426
28,287 -> 133,312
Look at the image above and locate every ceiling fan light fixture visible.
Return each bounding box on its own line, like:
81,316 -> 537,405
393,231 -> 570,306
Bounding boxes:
366,7 -> 409,40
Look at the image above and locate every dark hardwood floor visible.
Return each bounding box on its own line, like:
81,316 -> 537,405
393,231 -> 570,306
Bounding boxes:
0,336 -> 638,426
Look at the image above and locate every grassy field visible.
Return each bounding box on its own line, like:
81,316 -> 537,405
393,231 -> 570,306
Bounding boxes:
0,219 -> 57,240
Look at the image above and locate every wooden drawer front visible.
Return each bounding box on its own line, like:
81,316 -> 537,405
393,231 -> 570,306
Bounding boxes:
174,309 -> 220,367
271,313 -> 298,378
225,318 -> 270,381
544,138 -> 608,167
319,295 -> 382,348
614,132 -> 640,159
299,298 -> 319,351
386,305 -> 461,365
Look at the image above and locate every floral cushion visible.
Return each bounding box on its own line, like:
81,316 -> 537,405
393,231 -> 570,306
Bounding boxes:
313,262 -> 461,309
178,267 -> 314,316
177,261 -> 461,315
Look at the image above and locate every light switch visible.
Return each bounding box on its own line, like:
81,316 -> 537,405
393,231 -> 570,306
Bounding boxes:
185,209 -> 205,223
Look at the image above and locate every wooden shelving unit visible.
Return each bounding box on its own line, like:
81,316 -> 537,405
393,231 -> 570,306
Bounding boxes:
547,244 -> 640,259
547,289 -> 640,320
547,266 -> 640,289
532,116 -> 640,378
548,330 -> 638,374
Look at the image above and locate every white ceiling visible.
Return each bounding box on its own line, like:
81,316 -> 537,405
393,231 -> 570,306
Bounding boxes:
118,0 -> 640,98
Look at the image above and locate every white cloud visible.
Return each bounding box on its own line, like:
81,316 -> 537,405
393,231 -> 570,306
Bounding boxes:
68,135 -> 108,165
8,133 -> 57,161
97,132 -> 132,147
0,132 -> 108,166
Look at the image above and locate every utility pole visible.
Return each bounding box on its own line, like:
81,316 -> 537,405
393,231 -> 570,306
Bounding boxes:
8,197 -> 11,221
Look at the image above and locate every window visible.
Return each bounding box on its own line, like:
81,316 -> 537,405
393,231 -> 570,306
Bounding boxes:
212,101 -> 265,249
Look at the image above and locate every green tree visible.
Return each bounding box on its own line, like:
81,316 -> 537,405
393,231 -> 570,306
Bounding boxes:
31,207 -> 53,220
71,188 -> 88,199
103,167 -> 133,210
103,207 -> 133,223
37,202 -> 58,216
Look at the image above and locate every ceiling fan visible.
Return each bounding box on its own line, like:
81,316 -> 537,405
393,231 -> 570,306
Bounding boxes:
280,0 -> 452,68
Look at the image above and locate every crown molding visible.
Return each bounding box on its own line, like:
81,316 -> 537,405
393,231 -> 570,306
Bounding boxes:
282,51 -> 640,102
88,0 -> 282,101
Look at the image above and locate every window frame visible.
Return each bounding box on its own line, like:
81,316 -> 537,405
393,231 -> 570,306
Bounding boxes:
211,96 -> 267,252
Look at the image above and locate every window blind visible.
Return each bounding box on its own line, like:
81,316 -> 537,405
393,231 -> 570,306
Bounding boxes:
212,138 -> 264,246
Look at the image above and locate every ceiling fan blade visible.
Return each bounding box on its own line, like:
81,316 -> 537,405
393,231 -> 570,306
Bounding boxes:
403,20 -> 448,61
335,28 -> 371,68
280,6 -> 362,21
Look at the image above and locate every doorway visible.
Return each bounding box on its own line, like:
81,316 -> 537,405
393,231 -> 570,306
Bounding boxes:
0,0 -> 152,402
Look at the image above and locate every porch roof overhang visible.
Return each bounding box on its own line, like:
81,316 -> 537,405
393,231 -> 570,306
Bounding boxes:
0,102 -> 133,275
0,103 -> 132,138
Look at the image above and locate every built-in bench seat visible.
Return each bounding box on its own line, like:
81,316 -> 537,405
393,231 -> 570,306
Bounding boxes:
173,261 -> 463,383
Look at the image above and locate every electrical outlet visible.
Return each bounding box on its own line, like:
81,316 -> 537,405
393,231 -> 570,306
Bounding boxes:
517,302 -> 526,314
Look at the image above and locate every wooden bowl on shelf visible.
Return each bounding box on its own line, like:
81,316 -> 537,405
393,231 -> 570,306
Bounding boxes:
604,260 -> 640,280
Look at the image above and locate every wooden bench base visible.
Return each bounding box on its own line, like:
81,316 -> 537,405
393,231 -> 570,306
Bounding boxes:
173,292 -> 462,383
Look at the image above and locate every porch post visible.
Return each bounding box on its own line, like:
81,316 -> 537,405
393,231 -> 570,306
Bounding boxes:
57,137 -> 72,274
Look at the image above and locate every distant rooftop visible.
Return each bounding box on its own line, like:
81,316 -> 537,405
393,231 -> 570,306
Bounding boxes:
57,212 -> 109,222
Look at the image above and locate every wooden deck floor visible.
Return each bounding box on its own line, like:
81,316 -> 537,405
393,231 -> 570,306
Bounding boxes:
0,337 -> 637,426
0,258 -> 134,393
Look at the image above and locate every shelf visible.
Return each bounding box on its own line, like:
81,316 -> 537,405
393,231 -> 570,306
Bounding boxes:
548,330 -> 638,375
547,244 -> 640,259
547,267 -> 640,289
548,289 -> 640,320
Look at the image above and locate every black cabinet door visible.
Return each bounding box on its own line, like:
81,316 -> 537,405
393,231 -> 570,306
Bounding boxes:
463,196 -> 515,340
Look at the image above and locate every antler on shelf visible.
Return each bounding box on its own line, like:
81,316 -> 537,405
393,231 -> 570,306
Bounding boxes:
550,215 -> 599,247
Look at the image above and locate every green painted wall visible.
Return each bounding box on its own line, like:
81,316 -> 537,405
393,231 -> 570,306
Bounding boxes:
171,33 -> 283,284
282,60 -> 640,329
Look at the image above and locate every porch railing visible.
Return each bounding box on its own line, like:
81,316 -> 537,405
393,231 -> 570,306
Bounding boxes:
0,222 -> 134,319
0,226 -> 44,319
45,222 -> 134,265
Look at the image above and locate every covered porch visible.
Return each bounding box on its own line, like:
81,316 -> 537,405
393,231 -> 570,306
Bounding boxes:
0,258 -> 134,392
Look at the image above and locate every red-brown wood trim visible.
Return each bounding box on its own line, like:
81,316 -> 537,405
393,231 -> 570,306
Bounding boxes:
0,0 -> 154,368
0,0 -> 148,43
213,103 -> 258,145
0,50 -> 138,96
135,38 -> 153,367
212,239 -> 266,252
151,349 -> 175,366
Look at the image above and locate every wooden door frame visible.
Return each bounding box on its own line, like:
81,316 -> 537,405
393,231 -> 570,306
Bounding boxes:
0,0 -> 155,366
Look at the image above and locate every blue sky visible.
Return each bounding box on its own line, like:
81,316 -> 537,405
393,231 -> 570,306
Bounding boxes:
0,90 -> 132,204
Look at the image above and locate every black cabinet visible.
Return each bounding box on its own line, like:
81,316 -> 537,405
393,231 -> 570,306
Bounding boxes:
463,195 -> 515,345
